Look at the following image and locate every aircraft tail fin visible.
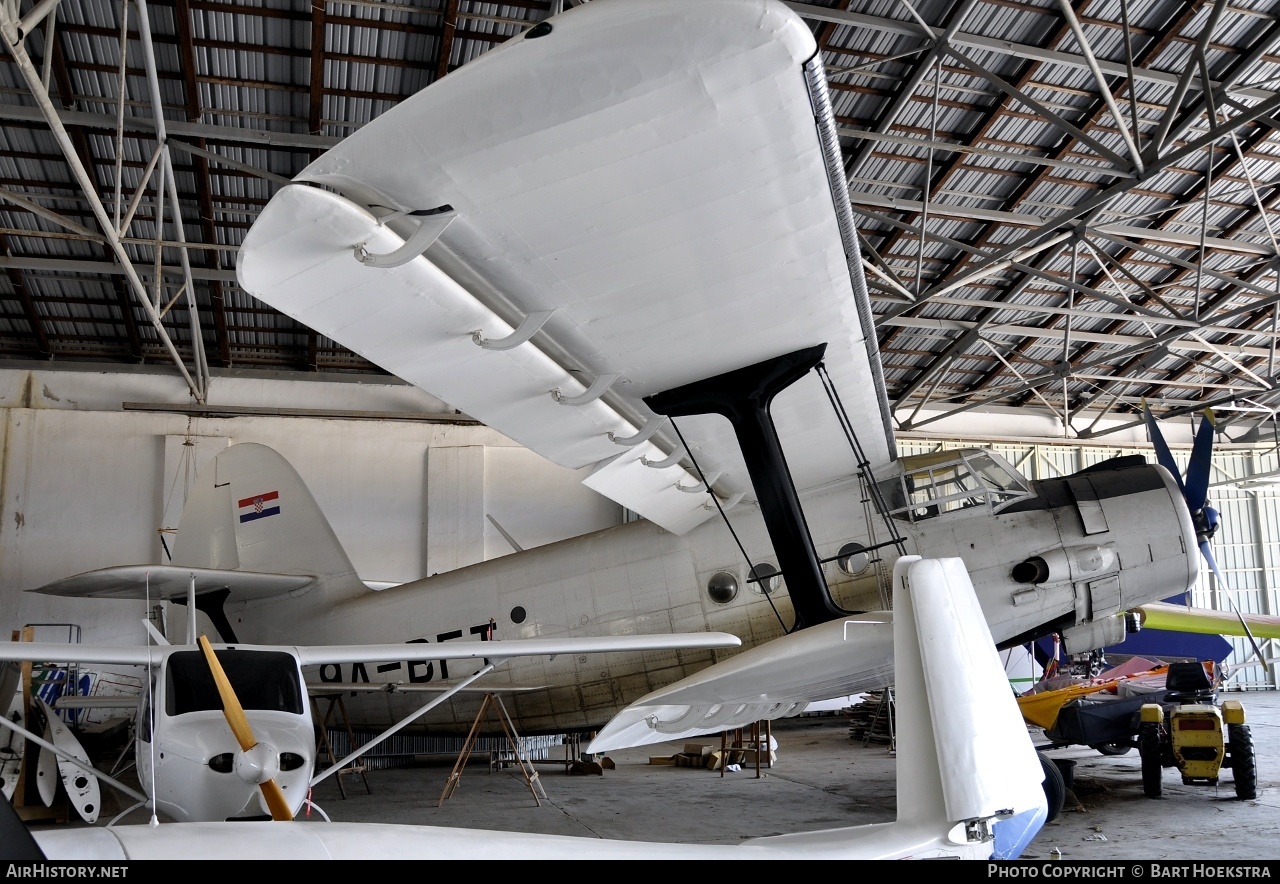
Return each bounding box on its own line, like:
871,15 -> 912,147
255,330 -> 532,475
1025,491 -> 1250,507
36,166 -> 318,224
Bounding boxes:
592,555 -> 1047,858
173,443 -> 365,602
891,556 -> 1046,854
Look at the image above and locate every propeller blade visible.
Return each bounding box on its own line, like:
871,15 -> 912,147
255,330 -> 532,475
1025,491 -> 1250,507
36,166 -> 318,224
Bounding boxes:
197,635 -> 255,752
258,778 -> 294,822
1183,408 -> 1216,513
1199,541 -> 1268,670
196,635 -> 294,822
1143,401 -> 1185,497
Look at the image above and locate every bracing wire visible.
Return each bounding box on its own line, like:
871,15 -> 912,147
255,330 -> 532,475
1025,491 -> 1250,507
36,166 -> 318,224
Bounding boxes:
814,363 -> 908,559
145,571 -> 158,828
669,417 -> 790,632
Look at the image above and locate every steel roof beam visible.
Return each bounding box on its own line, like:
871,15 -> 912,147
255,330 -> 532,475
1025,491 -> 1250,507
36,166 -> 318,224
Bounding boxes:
0,104 -> 341,150
173,0 -> 230,369
899,286 -> 1280,430
874,0 -> 1200,408
786,2 -> 1278,102
843,0 -> 984,180
0,231 -> 50,358
134,0 -> 207,400
0,255 -> 237,281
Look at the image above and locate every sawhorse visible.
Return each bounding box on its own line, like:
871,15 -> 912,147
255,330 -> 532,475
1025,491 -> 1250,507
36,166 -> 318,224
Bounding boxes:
311,693 -> 371,798
438,693 -> 546,807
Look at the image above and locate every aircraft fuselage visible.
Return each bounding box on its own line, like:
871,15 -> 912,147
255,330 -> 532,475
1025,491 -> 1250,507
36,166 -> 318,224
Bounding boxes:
228,451 -> 1197,736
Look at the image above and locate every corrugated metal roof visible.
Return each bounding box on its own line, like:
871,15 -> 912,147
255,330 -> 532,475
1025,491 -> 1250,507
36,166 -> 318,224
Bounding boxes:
1,0 -> 1280,438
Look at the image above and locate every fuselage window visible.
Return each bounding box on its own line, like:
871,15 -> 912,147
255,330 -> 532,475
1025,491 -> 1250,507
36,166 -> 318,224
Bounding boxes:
877,449 -> 1034,522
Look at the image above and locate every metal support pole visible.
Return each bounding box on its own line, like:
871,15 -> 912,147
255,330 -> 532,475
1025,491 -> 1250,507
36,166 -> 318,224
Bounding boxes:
0,6 -> 202,401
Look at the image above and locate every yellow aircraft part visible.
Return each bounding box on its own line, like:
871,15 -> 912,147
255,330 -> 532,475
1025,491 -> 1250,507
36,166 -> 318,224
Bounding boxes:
1017,666 -> 1168,730
1135,603 -> 1280,640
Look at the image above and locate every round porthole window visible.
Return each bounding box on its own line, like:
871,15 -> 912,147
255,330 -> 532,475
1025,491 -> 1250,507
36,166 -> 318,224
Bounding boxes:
706,571 -> 738,604
837,542 -> 870,575
749,563 -> 779,594
510,606 -> 527,624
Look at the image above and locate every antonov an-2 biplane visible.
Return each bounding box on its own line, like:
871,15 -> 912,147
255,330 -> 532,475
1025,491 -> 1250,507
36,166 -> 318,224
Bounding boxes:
33,0 -> 1211,749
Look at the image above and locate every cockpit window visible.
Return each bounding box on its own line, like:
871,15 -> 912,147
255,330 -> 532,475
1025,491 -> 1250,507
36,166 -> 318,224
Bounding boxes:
876,449 -> 1033,522
165,649 -> 303,716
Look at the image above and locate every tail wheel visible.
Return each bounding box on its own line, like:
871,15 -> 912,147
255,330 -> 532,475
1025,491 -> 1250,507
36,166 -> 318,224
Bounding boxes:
1228,723 -> 1257,800
1038,752 -> 1065,822
1139,721 -> 1163,798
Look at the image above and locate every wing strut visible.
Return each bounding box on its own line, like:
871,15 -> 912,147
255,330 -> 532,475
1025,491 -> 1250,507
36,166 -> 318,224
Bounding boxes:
309,656 -> 509,789
645,345 -> 843,632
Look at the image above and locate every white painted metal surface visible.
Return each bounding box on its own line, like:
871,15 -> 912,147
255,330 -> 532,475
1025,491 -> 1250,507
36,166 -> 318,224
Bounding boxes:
0,631 -> 740,825
29,556 -> 1045,861
238,0 -> 892,535
588,613 -> 894,752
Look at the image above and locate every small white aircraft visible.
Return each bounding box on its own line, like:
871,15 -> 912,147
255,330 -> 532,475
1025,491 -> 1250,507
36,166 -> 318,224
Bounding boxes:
31,0 -> 1213,748
16,556 -> 1048,861
0,609 -> 739,824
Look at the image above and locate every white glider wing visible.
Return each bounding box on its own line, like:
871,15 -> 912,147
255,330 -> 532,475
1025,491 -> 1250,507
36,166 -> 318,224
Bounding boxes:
0,634 -> 740,669
237,0 -> 894,535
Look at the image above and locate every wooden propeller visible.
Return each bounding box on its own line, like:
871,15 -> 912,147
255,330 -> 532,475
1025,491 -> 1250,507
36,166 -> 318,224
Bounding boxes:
197,635 -> 294,821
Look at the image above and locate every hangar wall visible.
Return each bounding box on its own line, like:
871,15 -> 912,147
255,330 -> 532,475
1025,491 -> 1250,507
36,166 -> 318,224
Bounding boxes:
0,365 -> 622,648
1,364 -> 1274,690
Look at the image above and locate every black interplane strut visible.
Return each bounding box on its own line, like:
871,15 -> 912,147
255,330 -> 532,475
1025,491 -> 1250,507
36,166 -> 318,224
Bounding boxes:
644,344 -> 845,632
173,586 -> 240,643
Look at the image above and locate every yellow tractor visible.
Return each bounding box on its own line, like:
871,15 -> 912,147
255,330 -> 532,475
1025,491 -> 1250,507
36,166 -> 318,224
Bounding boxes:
1138,661 -> 1256,799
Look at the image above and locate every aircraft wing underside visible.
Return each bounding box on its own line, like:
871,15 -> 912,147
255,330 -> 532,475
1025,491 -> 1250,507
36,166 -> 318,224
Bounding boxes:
237,0 -> 895,535
588,612 -> 896,753
29,564 -> 316,603
306,681 -> 551,695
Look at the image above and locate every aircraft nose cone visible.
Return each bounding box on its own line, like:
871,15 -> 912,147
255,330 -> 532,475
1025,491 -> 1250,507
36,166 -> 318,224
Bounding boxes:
235,742 -> 281,785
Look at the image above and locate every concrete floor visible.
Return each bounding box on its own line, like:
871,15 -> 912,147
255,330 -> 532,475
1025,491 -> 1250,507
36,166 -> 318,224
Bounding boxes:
21,690 -> 1280,860
293,690 -> 1280,860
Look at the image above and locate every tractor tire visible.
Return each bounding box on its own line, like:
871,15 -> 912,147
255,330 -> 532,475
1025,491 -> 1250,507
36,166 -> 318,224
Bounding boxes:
1229,723 -> 1257,800
1091,741 -> 1131,757
1038,752 -> 1066,822
1139,721 -> 1163,798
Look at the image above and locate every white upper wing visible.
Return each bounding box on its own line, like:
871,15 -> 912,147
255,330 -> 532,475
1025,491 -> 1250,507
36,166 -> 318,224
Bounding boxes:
237,0 -> 894,534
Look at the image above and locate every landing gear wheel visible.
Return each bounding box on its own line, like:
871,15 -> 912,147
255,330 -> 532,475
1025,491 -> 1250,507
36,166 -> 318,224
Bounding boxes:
1229,723 -> 1257,800
1090,741 -> 1131,757
1139,721 -> 1163,798
1038,752 -> 1065,822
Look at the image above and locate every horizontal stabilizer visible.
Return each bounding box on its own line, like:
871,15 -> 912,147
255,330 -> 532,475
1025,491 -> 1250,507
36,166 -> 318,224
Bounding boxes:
30,565 -> 315,603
